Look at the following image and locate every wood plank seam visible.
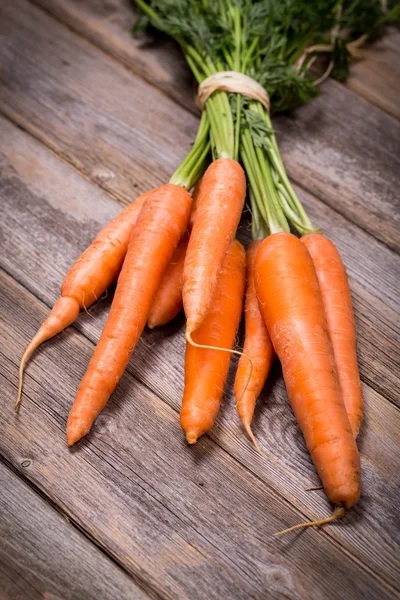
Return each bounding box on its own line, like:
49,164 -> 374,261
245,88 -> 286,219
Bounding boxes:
3,267 -> 399,594
27,0 -> 193,115
0,457 -> 159,600
0,564 -> 44,596
0,107 -> 126,206
83,440 -> 258,585
9,1 -> 400,256
0,451 -> 164,600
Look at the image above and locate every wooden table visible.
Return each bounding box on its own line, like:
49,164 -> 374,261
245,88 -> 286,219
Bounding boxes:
1,2 -> 399,599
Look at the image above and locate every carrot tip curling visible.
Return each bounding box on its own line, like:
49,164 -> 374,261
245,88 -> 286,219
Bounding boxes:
274,506 -> 345,537
185,330 -> 253,370
16,296 -> 81,411
306,485 -> 324,492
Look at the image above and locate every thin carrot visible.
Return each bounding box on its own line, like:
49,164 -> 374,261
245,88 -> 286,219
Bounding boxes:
16,189 -> 155,410
183,159 -> 246,335
181,239 -> 246,444
147,178 -> 202,328
66,184 -> 191,446
302,233 -> 362,438
234,240 -> 275,443
147,233 -> 189,328
255,233 -> 360,513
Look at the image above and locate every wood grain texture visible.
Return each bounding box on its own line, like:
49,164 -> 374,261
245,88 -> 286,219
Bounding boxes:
344,28 -> 400,121
1,270 -> 399,600
1,0 -> 399,252
31,0 -> 193,110
0,461 -> 150,600
0,0 -> 198,203
1,115 -> 400,592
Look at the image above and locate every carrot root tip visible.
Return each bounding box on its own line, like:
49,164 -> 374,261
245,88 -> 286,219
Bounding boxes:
186,432 -> 198,444
274,506 -> 346,537
15,345 -> 34,412
306,485 -> 324,492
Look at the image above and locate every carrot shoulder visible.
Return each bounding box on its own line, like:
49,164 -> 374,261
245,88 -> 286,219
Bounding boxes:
16,189 -> 154,410
183,159 -> 246,334
234,240 -> 275,434
181,239 -> 246,444
255,233 -> 360,510
66,184 -> 191,446
302,233 -> 362,438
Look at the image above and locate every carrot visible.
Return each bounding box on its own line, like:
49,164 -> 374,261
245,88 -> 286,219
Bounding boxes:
66,184 -> 191,446
16,188 -> 155,410
302,234 -> 362,438
234,240 -> 275,442
180,239 -> 246,444
183,159 -> 246,335
147,178 -> 202,328
255,233 -> 360,520
147,232 -> 189,328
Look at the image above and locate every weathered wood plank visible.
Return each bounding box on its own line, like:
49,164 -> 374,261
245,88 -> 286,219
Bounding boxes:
31,0 -> 192,110
1,270 -> 399,600
1,113 -> 398,406
2,0 -> 400,251
0,461 -> 151,600
344,28 -> 400,121
1,116 -> 400,590
0,0 -> 198,202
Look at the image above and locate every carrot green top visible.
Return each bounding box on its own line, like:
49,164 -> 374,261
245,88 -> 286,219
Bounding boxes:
135,0 -> 398,236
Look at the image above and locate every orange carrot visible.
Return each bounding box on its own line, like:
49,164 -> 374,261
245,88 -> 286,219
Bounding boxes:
16,189 -> 155,410
147,179 -> 202,328
255,233 -> 360,513
302,233 -> 362,438
183,159 -> 246,335
66,184 -> 191,446
147,233 -> 189,328
181,239 -> 246,444
234,240 -> 275,439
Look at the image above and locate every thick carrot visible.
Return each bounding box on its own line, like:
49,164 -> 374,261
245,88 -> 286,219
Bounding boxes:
255,233 -> 360,512
183,159 -> 246,334
302,234 -> 362,438
16,189 -> 155,410
181,239 -> 246,444
66,184 -> 191,446
147,233 -> 189,328
234,240 -> 275,437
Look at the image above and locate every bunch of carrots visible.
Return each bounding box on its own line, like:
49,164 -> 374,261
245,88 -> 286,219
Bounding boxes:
18,0 -> 396,533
